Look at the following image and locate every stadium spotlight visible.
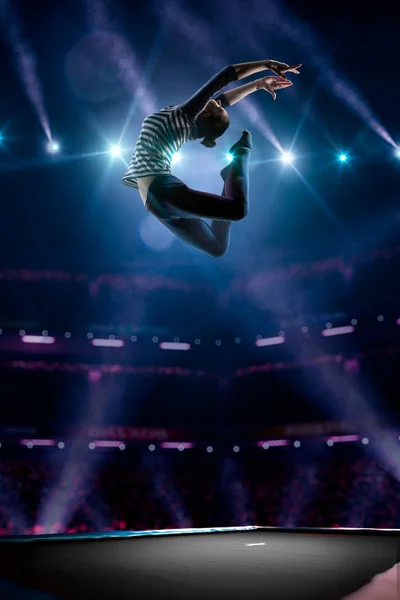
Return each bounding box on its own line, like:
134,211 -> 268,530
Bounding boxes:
280,151 -> 294,165
171,152 -> 182,165
47,140 -> 60,154
339,153 -> 348,162
110,145 -> 122,158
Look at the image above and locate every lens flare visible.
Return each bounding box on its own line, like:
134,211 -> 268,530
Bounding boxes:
110,145 -> 122,157
339,153 -> 348,162
171,152 -> 182,165
47,141 -> 60,154
281,151 -> 294,165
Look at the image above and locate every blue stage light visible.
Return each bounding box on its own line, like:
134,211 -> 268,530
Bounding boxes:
171,152 -> 182,165
110,145 -> 122,158
280,151 -> 294,164
395,148 -> 400,159
226,153 -> 233,162
339,153 -> 347,162
47,141 -> 60,154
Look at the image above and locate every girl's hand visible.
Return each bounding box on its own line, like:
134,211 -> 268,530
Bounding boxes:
267,60 -> 302,79
258,76 -> 293,100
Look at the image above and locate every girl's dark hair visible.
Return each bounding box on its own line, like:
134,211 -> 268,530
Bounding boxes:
201,137 -> 217,148
198,112 -> 230,149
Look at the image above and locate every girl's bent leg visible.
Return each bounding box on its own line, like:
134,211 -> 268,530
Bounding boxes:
210,170 -> 233,253
222,129 -> 252,217
147,131 -> 252,222
159,217 -> 227,257
156,169 -> 235,257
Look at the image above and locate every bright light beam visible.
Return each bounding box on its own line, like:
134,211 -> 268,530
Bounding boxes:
82,0 -> 157,148
292,165 -> 353,242
322,325 -> 355,337
255,335 -> 285,347
0,151 -> 112,175
236,0 -> 396,148
339,153 -> 348,162
91,338 -> 124,347
280,151 -> 294,165
22,335 -> 55,344
47,141 -> 60,154
159,342 -> 191,351
37,375 -> 125,534
171,152 -> 182,165
153,1 -> 282,151
324,70 -> 396,148
142,453 -> 193,528
1,0 -> 52,142
118,19 -> 171,143
290,78 -> 323,151
110,145 -> 122,158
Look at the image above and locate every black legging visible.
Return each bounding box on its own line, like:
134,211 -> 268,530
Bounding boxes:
147,131 -> 251,221
145,131 -> 252,257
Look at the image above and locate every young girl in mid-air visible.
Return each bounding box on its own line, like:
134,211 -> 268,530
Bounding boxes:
123,59 -> 301,257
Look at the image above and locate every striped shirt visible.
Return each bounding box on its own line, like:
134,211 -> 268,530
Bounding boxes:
122,106 -> 195,189
122,65 -> 237,195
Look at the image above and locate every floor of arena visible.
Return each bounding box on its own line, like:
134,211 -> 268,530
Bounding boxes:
0,526 -> 398,599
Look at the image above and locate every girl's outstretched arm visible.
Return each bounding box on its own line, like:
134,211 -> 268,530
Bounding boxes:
179,65 -> 238,120
179,61 -> 301,119
233,59 -> 301,80
220,75 -> 292,106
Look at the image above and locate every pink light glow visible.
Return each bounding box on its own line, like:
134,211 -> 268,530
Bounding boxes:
22,335 -> 55,344
396,318 -> 400,326
326,435 -> 360,443
344,358 -> 360,373
255,336 -> 285,347
91,338 -> 124,347
88,370 -> 102,383
159,342 -> 191,351
321,325 -> 355,337
20,439 -> 56,447
256,439 -> 291,447
93,440 -> 124,448
160,442 -> 194,449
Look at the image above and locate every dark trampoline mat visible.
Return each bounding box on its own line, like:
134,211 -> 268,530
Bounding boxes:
0,526 -> 398,600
